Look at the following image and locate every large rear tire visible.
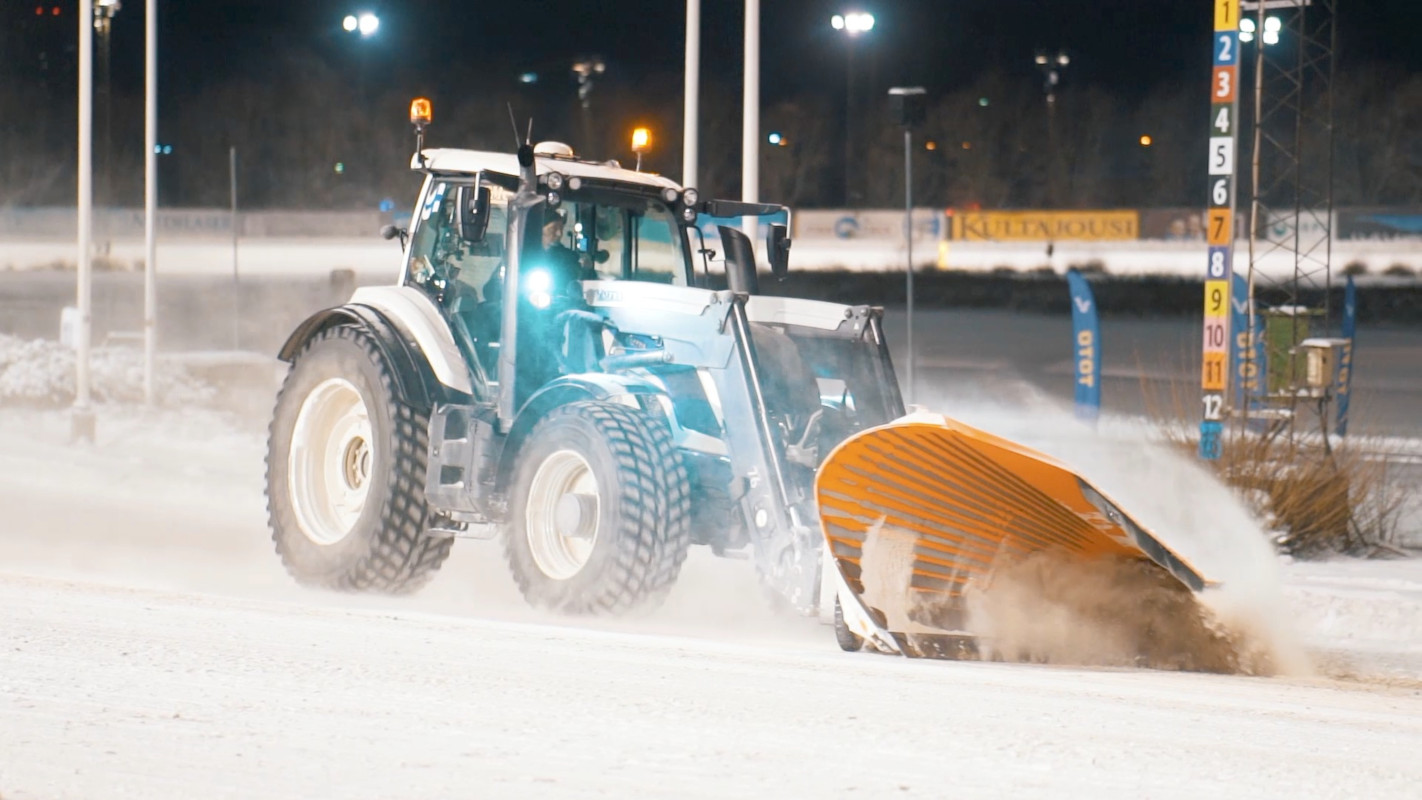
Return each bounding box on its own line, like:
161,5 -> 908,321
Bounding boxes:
266,326 -> 452,593
505,401 -> 691,614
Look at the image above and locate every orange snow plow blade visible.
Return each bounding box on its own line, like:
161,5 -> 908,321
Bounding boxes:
816,413 -> 1212,657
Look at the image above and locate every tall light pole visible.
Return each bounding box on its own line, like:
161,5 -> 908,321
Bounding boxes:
683,0 -> 700,189
1034,49 -> 1069,208
143,0 -> 157,405
890,86 -> 926,406
341,12 -> 379,203
742,0 -> 760,242
95,0 -> 120,254
74,0 -> 96,441
832,12 -> 874,207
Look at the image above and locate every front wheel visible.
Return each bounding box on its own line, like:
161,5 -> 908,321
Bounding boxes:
504,401 -> 691,614
833,596 -> 865,652
266,325 -> 452,593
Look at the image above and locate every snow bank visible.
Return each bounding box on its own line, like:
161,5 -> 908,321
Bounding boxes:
0,334 -> 217,408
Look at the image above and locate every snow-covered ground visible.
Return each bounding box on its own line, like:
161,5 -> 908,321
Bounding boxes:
2,398 -> 1421,798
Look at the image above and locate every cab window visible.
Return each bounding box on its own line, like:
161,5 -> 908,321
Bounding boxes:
556,191 -> 689,286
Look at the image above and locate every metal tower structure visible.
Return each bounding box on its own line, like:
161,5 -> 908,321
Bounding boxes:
1240,0 -> 1339,438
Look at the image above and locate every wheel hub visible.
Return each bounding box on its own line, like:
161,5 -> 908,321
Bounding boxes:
525,450 -> 600,580
287,377 -> 374,546
554,492 -> 599,539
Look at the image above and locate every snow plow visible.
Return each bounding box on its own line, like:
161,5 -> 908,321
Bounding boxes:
265,99 -> 1215,659
817,413 -> 1215,658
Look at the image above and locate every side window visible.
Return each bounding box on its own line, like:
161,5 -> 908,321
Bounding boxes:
573,203 -> 625,281
406,180 -> 506,303
630,208 -> 684,285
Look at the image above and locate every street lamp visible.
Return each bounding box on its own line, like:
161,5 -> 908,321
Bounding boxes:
342,12 -> 379,37
832,11 -> 874,207
831,12 -> 875,33
94,0 -> 120,248
572,57 -> 607,155
1034,50 -> 1069,105
1239,16 -> 1281,45
889,85 -> 926,405
1035,49 -> 1069,207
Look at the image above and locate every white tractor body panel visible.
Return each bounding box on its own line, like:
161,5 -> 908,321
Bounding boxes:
349,285 -> 473,396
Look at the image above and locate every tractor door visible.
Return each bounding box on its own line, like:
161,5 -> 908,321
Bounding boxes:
403,177 -> 509,396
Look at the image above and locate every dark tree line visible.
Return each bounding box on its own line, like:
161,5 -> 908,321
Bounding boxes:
2,47 -> 1418,212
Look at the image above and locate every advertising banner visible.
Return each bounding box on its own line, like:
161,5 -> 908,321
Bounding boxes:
1066,268 -> 1102,422
1229,271 -> 1263,412
949,210 -> 1138,242
793,209 -> 943,243
1336,209 -> 1422,241
1337,275 -> 1357,437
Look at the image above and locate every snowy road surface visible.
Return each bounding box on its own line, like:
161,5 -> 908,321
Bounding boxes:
2,407 -> 1421,799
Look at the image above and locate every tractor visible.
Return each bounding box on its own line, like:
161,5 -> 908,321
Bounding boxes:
267,100 -> 1217,658
266,100 -> 902,623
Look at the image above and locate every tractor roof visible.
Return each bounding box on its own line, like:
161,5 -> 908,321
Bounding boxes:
413,148 -> 684,192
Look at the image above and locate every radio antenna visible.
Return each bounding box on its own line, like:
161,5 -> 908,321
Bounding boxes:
506,103 -> 522,148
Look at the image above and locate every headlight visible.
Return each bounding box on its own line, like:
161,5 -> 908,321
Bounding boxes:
662,187 -> 680,204
546,172 -> 565,191
681,187 -> 699,206
525,268 -> 552,293
681,206 -> 697,223
567,176 -> 583,191
547,191 -> 561,207
525,268 -> 553,310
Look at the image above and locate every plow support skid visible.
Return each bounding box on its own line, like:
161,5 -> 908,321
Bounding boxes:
815,413 -> 1211,655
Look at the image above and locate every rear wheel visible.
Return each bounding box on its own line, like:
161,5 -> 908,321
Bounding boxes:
505,401 -> 691,614
266,326 -> 452,593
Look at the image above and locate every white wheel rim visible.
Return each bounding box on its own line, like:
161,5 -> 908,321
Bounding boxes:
288,377 -> 374,546
525,450 -> 600,580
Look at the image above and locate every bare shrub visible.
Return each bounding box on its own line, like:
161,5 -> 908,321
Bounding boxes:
1140,367 -> 1411,557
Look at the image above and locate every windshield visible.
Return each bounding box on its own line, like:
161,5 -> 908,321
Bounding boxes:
525,188 -> 691,287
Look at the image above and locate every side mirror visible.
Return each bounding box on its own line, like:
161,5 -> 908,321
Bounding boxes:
766,223 -> 790,281
458,180 -> 492,243
380,224 -> 408,248
717,225 -> 760,295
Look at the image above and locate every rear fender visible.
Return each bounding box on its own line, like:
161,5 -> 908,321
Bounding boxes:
278,303 -> 459,410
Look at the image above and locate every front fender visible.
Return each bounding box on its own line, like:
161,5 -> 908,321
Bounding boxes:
493,373 -> 666,494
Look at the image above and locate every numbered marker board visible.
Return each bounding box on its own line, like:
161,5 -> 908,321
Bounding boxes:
1200,0 -> 1241,460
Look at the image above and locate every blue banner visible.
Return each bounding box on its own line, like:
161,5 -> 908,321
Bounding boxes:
1066,268 -> 1101,421
1229,272 -> 1259,410
1336,275 -> 1357,437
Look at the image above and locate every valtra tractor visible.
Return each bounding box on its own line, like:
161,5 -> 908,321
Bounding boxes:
265,99 -> 1215,656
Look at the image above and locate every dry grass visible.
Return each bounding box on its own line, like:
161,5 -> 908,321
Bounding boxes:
1138,365 -> 1411,558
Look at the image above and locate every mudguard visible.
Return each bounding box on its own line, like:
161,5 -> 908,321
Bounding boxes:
815,412 -> 1212,656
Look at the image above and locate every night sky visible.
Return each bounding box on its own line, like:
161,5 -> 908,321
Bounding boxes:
22,0 -> 1422,106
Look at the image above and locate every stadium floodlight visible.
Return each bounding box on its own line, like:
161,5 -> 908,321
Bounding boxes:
830,12 -> 875,34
